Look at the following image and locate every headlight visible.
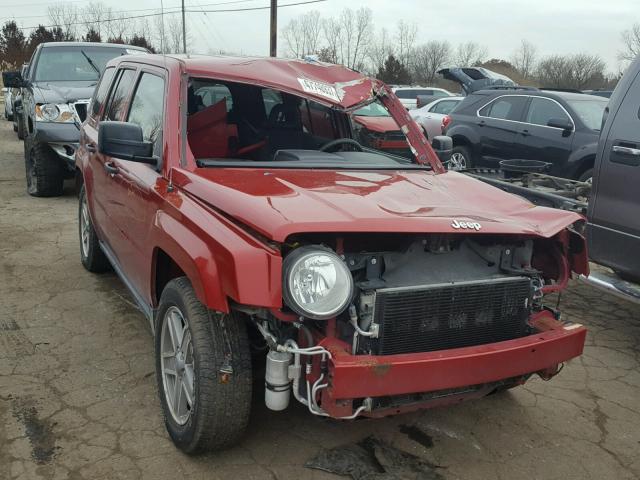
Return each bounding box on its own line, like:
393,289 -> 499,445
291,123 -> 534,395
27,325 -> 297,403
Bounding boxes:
35,103 -> 74,123
283,246 -> 354,320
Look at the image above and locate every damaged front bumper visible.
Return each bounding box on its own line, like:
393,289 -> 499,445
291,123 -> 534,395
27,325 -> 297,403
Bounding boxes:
33,121 -> 81,169
313,311 -> 586,418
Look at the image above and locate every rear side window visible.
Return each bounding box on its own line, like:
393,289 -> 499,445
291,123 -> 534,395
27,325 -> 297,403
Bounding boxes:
525,97 -> 570,126
104,69 -> 137,121
395,89 -> 414,99
127,72 -> 165,143
479,96 -> 527,121
90,67 -> 115,118
430,100 -> 458,114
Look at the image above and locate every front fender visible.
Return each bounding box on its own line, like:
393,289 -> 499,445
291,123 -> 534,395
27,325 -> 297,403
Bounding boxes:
152,193 -> 283,313
152,211 -> 225,310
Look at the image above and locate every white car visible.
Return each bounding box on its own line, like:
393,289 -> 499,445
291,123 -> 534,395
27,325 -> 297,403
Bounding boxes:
392,87 -> 453,110
410,96 -> 463,140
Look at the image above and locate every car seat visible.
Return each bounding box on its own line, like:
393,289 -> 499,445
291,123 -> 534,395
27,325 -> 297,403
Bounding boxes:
187,99 -> 238,159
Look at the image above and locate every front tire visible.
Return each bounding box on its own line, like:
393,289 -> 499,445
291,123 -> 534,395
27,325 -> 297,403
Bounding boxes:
450,145 -> 472,171
78,185 -> 110,273
25,141 -> 64,197
155,278 -> 252,454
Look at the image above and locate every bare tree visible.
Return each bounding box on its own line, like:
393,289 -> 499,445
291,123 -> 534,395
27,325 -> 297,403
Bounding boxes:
335,7 -> 372,70
368,27 -> 394,75
536,53 -> 605,89
454,41 -> 487,67
412,41 -> 452,85
349,7 -> 373,70
105,10 -> 131,42
396,20 -> 417,68
47,3 -> 79,40
282,11 -> 322,58
82,2 -> 108,38
571,53 -> 606,88
511,39 -> 537,79
619,23 -> 640,62
322,17 -> 341,64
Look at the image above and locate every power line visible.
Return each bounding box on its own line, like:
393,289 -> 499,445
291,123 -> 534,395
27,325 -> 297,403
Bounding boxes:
2,0 -> 258,21
15,0 -> 327,30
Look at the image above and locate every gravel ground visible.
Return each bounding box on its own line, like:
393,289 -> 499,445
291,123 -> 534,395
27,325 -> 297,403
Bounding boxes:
0,120 -> 639,480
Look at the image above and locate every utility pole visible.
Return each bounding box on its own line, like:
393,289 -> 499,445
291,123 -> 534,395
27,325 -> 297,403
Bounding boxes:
181,0 -> 187,54
269,0 -> 277,57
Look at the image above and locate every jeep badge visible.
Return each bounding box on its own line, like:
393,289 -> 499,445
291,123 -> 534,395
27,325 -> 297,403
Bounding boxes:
451,219 -> 482,231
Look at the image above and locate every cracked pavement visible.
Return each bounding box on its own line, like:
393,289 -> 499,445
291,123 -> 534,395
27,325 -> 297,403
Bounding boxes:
0,119 -> 639,480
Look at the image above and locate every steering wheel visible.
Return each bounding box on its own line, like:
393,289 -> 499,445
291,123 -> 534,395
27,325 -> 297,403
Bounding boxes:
319,138 -> 364,152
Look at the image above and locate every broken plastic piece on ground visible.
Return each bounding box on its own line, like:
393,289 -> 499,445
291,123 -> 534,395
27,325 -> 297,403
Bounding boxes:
304,435 -> 445,480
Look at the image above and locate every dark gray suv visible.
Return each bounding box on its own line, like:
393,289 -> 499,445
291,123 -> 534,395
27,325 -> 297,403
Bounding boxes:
444,89 -> 608,180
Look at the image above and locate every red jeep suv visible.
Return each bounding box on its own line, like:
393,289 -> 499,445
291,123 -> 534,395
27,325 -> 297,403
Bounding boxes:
76,54 -> 588,454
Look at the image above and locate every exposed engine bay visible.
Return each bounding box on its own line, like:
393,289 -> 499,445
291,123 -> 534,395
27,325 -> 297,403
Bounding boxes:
237,232 -> 578,419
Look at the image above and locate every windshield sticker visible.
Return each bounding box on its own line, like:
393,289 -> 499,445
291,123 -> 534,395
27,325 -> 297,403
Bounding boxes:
298,78 -> 340,102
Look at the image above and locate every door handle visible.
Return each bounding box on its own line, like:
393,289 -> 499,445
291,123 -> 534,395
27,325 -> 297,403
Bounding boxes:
477,120 -> 485,127
104,161 -> 118,176
521,129 -> 530,137
86,143 -> 96,153
612,145 -> 640,156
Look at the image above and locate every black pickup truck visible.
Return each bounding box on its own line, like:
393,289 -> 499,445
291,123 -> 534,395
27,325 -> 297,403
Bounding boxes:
2,42 -> 147,197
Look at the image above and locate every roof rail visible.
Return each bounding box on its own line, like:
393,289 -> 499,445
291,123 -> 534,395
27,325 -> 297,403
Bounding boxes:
482,85 -> 539,91
539,87 -> 584,94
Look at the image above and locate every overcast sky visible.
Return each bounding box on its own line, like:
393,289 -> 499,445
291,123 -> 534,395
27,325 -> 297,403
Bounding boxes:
4,0 -> 637,72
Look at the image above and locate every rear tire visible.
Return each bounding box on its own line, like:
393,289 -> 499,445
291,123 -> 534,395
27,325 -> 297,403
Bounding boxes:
155,278 -> 252,454
450,145 -> 472,171
78,185 -> 111,273
16,115 -> 25,140
25,141 -> 64,197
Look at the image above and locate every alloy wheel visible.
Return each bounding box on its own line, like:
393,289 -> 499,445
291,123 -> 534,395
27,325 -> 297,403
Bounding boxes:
160,306 -> 195,425
80,196 -> 91,259
449,152 -> 467,171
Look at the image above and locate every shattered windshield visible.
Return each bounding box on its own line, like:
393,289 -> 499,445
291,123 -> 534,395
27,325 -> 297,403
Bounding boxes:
188,78 -> 424,169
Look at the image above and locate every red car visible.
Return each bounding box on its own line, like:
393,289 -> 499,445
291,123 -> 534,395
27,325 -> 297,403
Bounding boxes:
76,54 -> 588,454
351,102 -> 411,157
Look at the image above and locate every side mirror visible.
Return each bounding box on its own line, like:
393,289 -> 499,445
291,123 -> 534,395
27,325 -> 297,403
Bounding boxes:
2,71 -> 24,88
431,135 -> 453,165
547,117 -> 573,131
98,121 -> 156,164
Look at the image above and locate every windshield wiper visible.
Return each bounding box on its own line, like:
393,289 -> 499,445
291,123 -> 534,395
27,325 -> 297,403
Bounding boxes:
80,50 -> 100,76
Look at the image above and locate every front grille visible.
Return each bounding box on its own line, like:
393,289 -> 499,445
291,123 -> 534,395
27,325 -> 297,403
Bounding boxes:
384,130 -> 406,141
73,102 -> 88,122
374,277 -> 532,355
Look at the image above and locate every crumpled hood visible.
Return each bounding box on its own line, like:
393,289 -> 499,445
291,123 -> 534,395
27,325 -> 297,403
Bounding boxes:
352,115 -> 401,133
174,168 -> 581,242
32,81 -> 95,104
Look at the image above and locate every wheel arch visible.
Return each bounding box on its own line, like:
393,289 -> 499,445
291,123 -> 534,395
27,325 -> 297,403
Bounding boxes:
150,211 -> 230,313
572,154 -> 595,180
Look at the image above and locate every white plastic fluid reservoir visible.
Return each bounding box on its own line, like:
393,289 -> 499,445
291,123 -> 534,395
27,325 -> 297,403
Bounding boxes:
265,350 -> 292,411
